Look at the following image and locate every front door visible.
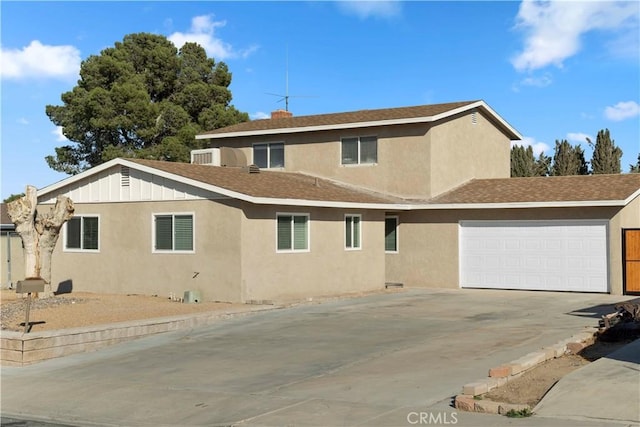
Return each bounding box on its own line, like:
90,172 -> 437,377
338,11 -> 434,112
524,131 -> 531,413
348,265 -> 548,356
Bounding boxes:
624,229 -> 640,295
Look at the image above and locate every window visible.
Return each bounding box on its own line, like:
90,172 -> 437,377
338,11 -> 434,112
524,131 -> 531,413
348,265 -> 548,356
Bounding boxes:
277,213 -> 309,252
341,136 -> 377,165
154,213 -> 194,252
385,216 -> 398,252
253,142 -> 284,168
345,214 -> 361,250
65,215 -> 99,251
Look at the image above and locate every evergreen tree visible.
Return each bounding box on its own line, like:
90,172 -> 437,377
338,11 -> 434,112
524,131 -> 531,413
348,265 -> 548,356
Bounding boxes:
551,140 -> 589,176
630,153 -> 640,173
510,145 -> 536,177
588,129 -> 622,174
511,145 -> 551,177
534,152 -> 552,177
46,33 -> 249,174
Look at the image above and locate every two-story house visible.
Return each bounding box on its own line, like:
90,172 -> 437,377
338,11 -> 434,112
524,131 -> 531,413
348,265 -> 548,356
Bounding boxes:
34,100 -> 640,301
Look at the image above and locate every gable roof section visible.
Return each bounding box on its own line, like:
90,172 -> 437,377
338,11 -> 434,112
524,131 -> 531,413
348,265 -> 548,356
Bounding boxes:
38,158 -> 404,209
423,174 -> 640,209
128,159 -> 403,206
197,100 -> 522,141
38,158 -> 640,210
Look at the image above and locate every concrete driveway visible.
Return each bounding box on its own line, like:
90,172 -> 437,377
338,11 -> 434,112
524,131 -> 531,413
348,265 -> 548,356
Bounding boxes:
1,288 -> 635,426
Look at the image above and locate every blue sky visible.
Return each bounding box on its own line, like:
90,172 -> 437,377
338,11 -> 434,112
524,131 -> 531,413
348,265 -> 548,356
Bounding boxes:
1,1 -> 639,199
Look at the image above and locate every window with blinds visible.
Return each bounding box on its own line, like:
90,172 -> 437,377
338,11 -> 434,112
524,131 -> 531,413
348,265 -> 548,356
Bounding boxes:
341,136 -> 377,165
65,215 -> 100,251
385,216 -> 398,253
253,142 -> 284,168
154,213 -> 194,252
345,214 -> 361,250
277,213 -> 309,252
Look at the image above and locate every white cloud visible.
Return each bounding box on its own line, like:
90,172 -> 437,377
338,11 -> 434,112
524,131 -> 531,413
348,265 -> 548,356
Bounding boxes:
520,73 -> 552,88
0,40 -> 80,80
251,112 -> 270,120
168,15 -> 258,60
567,132 -> 592,144
511,1 -> 639,72
336,1 -> 401,19
512,72 -> 553,91
604,101 -> 640,121
52,126 -> 68,142
17,118 -> 29,125
512,136 -> 550,156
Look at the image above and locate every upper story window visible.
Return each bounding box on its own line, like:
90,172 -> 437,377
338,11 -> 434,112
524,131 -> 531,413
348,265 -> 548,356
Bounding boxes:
253,142 -> 284,168
341,136 -> 377,165
345,214 -> 361,250
153,213 -> 194,252
277,213 -> 309,252
65,215 -> 99,252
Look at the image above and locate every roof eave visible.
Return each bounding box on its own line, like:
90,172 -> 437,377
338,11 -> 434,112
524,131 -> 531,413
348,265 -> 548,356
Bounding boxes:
196,101 -> 523,141
408,200 -> 629,210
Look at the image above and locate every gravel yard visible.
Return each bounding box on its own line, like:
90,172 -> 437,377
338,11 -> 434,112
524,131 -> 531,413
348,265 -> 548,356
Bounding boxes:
0,289 -> 246,332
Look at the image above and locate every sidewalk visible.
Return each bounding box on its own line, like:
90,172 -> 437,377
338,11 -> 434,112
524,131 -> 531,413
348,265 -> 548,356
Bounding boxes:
534,338 -> 640,426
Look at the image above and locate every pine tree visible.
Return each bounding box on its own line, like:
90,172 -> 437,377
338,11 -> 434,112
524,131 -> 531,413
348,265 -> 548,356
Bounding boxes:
510,145 -> 535,177
534,152 -> 552,176
551,140 -> 589,176
589,129 -> 622,174
630,153 -> 640,173
46,33 -> 249,174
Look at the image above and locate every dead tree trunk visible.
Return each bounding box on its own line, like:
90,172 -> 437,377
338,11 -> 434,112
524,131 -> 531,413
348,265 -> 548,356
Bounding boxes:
7,185 -> 74,298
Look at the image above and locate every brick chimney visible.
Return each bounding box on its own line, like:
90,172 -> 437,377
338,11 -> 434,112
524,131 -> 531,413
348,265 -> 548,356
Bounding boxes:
271,109 -> 293,119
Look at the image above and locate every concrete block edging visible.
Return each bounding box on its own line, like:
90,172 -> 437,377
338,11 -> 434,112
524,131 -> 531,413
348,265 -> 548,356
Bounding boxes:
0,305 -> 277,366
454,327 -> 598,415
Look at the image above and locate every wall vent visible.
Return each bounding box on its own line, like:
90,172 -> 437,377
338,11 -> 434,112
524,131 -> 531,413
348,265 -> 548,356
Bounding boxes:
191,148 -> 221,166
121,166 -> 130,187
471,110 -> 478,125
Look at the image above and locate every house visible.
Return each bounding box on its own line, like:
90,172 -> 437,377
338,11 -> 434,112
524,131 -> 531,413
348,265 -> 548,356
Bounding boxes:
1,203 -> 24,288
32,100 -> 640,301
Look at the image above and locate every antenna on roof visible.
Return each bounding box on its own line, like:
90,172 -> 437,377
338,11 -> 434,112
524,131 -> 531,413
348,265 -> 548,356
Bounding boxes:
265,46 -> 316,111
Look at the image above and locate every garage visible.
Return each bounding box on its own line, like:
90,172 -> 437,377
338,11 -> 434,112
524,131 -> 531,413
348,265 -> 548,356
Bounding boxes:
459,220 -> 609,292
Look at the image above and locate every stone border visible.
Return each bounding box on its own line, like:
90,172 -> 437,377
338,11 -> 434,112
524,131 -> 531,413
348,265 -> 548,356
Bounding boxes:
1,305 -> 277,366
454,326 -> 598,415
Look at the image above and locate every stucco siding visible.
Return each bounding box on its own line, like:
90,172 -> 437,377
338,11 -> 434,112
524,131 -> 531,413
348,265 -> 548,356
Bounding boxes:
387,206 -> 630,294
48,200 -> 243,302
208,123 -> 437,198
1,232 -> 25,287
610,195 -> 640,294
239,205 -> 386,302
429,111 -> 511,197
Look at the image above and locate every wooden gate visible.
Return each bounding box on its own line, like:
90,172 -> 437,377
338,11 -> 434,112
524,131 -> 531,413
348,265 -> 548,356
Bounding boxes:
624,229 -> 640,295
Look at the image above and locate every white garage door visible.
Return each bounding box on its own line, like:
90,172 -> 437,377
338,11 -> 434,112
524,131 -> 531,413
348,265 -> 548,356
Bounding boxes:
460,220 -> 608,292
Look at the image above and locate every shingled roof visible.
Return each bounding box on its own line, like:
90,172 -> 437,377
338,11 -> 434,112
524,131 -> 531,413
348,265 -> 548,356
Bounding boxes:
196,100 -> 522,140
128,159 -> 403,206
426,174 -> 640,206
1,203 -> 16,230
38,156 -> 640,210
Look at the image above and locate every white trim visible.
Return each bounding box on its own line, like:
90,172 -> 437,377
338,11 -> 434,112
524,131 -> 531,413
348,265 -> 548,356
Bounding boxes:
344,213 -> 362,251
151,212 -> 196,254
37,158 -> 638,211
276,212 -> 310,253
340,135 -> 378,166
385,215 -> 399,253
252,141 -> 285,169
196,101 -> 523,141
63,214 -> 100,253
